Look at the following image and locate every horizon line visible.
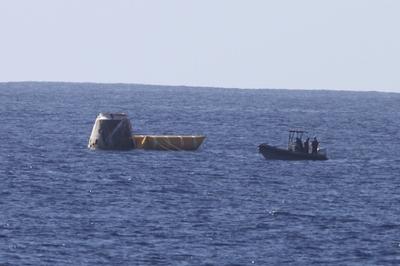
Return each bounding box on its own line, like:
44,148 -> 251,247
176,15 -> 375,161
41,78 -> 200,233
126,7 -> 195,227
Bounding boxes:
1,80 -> 398,94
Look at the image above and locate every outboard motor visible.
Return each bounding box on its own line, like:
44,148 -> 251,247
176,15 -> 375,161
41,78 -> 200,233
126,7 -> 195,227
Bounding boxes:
88,113 -> 135,150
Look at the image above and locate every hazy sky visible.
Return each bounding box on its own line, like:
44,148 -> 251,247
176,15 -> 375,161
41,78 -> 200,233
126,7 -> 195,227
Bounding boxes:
1,0 -> 399,91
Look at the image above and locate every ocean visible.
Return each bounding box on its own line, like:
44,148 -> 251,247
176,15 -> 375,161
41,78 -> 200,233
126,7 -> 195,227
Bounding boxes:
1,82 -> 399,265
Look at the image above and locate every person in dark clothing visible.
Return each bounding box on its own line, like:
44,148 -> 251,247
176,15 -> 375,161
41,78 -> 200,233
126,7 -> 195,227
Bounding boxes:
295,137 -> 303,152
311,137 -> 319,154
304,138 -> 310,154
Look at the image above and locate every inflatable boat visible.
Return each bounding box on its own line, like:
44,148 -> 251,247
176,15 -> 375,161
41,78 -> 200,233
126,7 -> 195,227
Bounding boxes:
258,143 -> 328,160
259,130 -> 328,161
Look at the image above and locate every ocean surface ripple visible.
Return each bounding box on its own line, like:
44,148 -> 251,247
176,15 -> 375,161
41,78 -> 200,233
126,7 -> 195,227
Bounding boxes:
1,82 -> 400,265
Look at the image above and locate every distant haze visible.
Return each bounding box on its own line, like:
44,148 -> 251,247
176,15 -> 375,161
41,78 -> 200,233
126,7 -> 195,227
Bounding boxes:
1,0 -> 399,92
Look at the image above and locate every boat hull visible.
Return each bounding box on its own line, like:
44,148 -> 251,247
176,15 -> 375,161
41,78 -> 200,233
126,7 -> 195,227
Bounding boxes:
259,143 -> 328,161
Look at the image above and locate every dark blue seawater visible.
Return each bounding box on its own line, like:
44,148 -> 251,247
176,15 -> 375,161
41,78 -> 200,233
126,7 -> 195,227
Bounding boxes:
1,82 -> 400,265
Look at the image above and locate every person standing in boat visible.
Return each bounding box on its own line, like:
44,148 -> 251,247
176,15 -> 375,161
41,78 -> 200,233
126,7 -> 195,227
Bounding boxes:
304,137 -> 310,154
295,137 -> 303,152
311,137 -> 319,154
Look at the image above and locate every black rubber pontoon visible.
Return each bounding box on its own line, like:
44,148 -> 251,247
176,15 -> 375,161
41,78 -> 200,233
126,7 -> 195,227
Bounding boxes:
259,143 -> 328,161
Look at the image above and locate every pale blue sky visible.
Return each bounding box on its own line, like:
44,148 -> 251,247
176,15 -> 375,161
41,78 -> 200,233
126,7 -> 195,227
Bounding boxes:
1,0 -> 399,91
